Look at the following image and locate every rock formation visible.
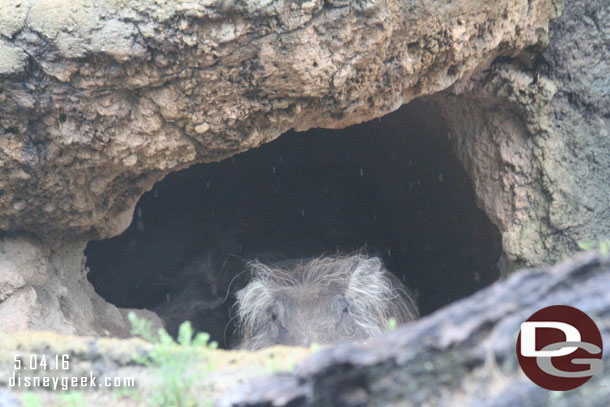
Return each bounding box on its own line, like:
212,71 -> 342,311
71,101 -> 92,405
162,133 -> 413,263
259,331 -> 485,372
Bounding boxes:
1,0 -> 562,243
0,0 -> 608,384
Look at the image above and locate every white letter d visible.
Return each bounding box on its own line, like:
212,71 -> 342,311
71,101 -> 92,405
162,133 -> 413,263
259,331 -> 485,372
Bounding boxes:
520,321 -> 581,357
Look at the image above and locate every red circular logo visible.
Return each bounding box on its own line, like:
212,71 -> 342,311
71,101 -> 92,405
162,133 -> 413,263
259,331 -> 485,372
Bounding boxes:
516,305 -> 603,391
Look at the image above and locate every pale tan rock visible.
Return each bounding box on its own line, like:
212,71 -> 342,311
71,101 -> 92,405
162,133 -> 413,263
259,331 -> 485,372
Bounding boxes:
0,0 -> 607,345
0,0 -> 560,244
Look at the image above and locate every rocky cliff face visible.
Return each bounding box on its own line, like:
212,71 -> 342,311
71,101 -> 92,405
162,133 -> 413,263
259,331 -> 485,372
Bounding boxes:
1,0 -> 609,405
0,0 -> 608,353
1,0 -> 560,243
433,0 -> 610,268
0,235 -> 163,336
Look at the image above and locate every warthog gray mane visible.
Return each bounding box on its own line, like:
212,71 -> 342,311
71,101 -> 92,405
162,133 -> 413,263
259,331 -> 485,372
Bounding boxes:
235,254 -> 418,349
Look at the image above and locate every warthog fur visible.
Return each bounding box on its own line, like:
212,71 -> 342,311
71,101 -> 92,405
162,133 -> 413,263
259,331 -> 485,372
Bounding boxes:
235,254 -> 418,349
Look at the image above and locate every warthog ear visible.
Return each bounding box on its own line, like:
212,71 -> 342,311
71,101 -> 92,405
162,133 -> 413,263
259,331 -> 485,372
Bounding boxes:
235,277 -> 274,333
345,256 -> 389,302
344,256 -> 395,335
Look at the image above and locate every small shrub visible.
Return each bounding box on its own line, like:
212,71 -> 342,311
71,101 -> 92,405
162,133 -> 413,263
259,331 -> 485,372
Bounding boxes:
387,316 -> 398,331
578,240 -> 610,255
58,392 -> 86,407
128,313 -> 217,407
20,393 -> 43,407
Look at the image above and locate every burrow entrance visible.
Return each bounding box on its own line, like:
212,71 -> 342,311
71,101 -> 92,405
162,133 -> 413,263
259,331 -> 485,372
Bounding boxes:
85,100 -> 502,348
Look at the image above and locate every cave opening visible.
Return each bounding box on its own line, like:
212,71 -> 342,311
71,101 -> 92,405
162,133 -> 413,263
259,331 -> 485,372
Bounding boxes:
85,100 -> 502,348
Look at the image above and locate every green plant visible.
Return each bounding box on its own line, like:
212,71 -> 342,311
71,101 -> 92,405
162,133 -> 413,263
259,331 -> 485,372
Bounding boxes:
578,239 -> 610,255
265,352 -> 297,373
58,391 -> 86,407
266,354 -> 279,373
128,312 -> 218,407
20,393 -> 43,407
113,386 -> 142,402
128,311 -> 159,343
387,316 -> 398,331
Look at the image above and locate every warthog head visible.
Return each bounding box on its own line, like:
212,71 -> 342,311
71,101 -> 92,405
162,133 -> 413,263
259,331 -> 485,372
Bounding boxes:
235,254 -> 418,349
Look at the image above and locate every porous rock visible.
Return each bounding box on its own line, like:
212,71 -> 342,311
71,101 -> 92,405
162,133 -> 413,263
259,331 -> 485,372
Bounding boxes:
0,0 -> 608,348
0,0 -> 560,243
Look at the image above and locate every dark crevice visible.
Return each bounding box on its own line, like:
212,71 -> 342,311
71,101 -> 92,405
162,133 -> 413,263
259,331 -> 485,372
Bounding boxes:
85,99 -> 502,348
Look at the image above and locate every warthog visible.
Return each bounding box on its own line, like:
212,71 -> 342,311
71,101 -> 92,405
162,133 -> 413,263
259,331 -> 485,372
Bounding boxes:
235,254 -> 418,349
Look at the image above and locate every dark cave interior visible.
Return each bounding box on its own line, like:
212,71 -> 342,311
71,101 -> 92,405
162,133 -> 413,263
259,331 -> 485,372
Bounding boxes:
86,100 -> 502,348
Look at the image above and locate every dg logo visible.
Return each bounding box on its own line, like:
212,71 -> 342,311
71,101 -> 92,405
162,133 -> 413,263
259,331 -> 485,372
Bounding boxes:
516,305 -> 604,391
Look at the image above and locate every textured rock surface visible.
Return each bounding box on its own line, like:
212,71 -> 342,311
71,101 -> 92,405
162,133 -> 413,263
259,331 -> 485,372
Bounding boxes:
0,235 -> 163,336
432,0 -> 610,268
219,252 -> 610,407
1,0 -> 608,341
540,0 -> 610,260
0,0 -> 560,243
